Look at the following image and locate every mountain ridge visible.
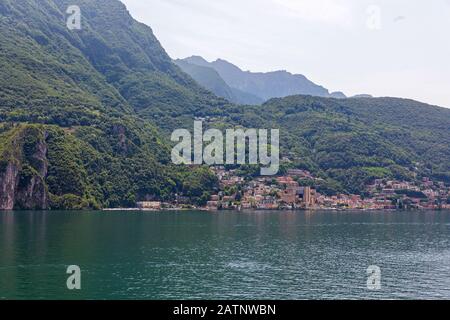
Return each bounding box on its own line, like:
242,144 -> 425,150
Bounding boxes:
0,0 -> 221,209
176,55 -> 348,104
174,58 -> 264,105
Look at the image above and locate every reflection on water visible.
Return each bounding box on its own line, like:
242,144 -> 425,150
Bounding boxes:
1,210 -> 450,299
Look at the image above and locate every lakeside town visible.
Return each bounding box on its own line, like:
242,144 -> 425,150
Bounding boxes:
133,167 -> 450,212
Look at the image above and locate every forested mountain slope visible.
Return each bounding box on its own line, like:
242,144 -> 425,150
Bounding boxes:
225,95 -> 450,193
1,0 -> 449,209
0,0 -> 219,209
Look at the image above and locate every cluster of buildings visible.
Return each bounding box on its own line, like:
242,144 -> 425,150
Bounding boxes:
206,168 -> 324,210
207,176 -> 316,210
204,167 -> 450,211
133,167 -> 450,211
365,178 -> 450,210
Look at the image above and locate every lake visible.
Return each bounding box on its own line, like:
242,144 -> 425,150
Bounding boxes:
1,210 -> 450,300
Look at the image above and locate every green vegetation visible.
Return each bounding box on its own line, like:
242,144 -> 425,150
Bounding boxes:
212,95 -> 450,194
0,0 -> 223,209
395,190 -> 427,199
1,0 -> 450,209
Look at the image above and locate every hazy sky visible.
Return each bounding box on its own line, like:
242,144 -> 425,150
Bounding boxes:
121,0 -> 450,107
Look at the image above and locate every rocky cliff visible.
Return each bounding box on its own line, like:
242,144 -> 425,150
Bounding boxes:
0,126 -> 49,210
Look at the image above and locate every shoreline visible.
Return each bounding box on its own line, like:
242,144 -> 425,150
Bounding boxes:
101,207 -> 447,212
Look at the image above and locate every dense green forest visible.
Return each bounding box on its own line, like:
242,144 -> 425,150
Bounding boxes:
1,0 -> 449,209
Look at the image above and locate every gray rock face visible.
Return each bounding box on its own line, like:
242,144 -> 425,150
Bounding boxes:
0,128 -> 49,210
15,174 -> 48,210
0,162 -> 19,210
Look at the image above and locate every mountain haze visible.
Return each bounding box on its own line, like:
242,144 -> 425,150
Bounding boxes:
177,56 -> 347,104
174,58 -> 263,105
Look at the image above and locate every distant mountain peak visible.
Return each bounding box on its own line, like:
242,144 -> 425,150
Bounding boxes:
178,56 -> 349,103
183,55 -> 210,67
214,58 -> 232,64
211,58 -> 244,73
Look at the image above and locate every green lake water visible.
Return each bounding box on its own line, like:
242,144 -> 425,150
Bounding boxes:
1,210 -> 449,300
